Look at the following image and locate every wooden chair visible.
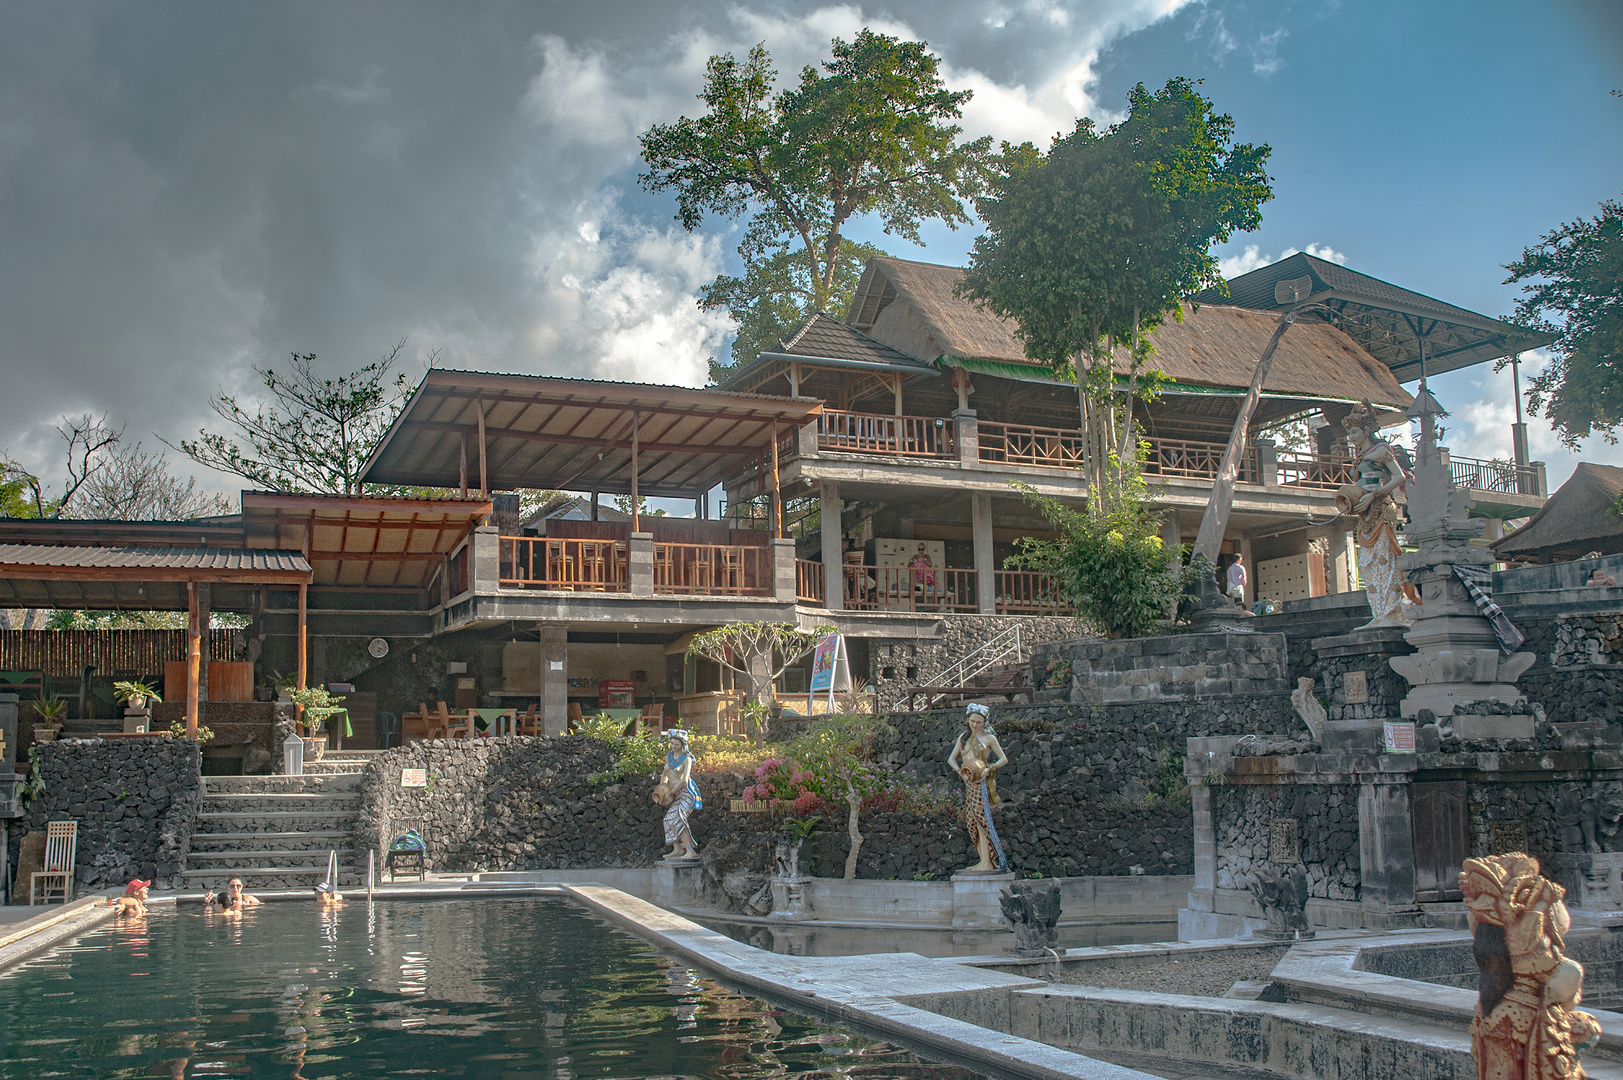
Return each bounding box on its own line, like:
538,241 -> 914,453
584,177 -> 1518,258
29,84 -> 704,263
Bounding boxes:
444,709 -> 475,739
638,702 -> 665,734
567,702 -> 583,731
31,820 -> 77,905
515,704 -> 542,737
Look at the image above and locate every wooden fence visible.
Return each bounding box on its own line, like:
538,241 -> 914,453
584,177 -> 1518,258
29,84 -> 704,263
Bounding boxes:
0,629 -> 236,678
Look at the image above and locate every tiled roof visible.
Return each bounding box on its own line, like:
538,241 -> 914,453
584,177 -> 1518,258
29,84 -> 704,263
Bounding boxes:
0,545 -> 310,573
777,313 -> 934,370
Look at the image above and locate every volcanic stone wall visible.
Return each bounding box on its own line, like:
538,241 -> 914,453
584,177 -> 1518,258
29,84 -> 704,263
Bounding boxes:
1211,783 -> 1362,901
1516,613 -> 1623,726
13,736 -> 203,891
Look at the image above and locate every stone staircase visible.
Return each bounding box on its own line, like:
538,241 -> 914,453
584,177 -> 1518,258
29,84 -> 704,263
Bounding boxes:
182,751 -> 383,892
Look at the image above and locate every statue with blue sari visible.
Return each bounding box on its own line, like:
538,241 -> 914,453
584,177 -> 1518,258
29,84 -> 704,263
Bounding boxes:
653,729 -> 702,860
948,704 -> 1009,873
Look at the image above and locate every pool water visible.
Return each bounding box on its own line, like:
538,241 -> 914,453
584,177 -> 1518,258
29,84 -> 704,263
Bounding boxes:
0,898 -> 987,1079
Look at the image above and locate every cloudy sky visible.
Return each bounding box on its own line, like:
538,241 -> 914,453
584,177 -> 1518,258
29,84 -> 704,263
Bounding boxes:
1,0 -> 1619,501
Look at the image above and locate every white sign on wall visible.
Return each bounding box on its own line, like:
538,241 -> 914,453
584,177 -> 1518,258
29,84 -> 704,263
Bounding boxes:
401,768 -> 427,788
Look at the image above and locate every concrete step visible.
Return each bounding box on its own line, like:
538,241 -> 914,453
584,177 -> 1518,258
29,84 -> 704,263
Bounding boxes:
203,774 -> 362,795
304,761 -> 368,775
182,866 -> 363,887
194,811 -> 359,835
199,793 -> 361,815
185,850 -> 355,869
189,830 -> 354,849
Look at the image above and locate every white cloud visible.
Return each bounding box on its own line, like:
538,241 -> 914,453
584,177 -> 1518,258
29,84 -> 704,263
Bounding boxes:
297,65 -> 389,105
1251,27 -> 1288,76
1218,242 -> 1346,278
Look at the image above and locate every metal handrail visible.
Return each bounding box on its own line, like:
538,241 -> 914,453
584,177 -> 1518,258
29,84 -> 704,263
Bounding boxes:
899,623 -> 1026,708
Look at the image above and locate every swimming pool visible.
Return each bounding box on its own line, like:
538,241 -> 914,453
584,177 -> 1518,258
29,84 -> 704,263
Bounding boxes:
0,898 -> 989,1079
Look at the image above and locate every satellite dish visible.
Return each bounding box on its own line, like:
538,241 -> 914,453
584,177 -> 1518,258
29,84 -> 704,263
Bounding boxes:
1275,276 -> 1314,305
367,637 -> 390,659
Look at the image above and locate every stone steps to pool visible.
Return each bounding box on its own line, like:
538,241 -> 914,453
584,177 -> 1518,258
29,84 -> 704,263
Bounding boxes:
183,771 -> 368,890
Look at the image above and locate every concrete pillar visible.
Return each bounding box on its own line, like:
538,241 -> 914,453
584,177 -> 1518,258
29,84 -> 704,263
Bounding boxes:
972,491 -> 995,614
471,526 -> 500,595
540,625 -> 568,736
953,408 -> 979,466
797,421 -> 819,458
819,481 -> 842,611
1238,537 -> 1255,606
628,533 -> 654,597
1255,438 -> 1278,487
1533,460 -> 1548,497
771,537 -> 797,602
1358,780 -> 1419,915
1341,527 -> 1359,593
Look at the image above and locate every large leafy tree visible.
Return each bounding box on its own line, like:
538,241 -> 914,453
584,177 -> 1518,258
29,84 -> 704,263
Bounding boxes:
641,31 -> 992,375
960,78 -> 1272,494
1503,196 -> 1622,448
166,343 -> 410,495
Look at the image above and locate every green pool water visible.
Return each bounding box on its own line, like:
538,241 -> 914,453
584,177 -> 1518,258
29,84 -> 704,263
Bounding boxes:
0,898 -> 986,1079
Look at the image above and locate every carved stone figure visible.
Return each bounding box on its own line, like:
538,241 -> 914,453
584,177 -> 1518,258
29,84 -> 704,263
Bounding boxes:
1339,400 -> 1416,629
1290,677 -> 1327,743
1556,784 -> 1623,855
1248,865 -> 1312,940
655,729 -> 701,860
1000,879 -> 1062,957
947,704 -> 1009,873
1460,853 -> 1602,1080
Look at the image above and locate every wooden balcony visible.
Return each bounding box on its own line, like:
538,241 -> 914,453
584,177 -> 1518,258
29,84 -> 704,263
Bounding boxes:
817,409 -> 955,458
795,559 -> 825,604
653,543 -> 772,596
836,564 -> 1074,615
500,537 -> 628,591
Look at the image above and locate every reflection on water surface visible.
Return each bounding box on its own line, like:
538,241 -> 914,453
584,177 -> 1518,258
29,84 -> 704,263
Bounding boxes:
0,898 -> 986,1079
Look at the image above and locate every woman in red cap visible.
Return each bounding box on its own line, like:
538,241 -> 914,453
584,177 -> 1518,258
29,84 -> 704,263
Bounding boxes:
108,879 -> 149,917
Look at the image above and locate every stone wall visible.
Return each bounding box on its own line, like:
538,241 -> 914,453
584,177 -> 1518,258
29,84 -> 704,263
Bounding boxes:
866,615 -> 1092,706
13,736 -> 203,891
1516,613 -> 1623,726
1031,632 -> 1289,705
149,701 -> 282,773
1309,627 -> 1414,722
1212,783 -> 1362,901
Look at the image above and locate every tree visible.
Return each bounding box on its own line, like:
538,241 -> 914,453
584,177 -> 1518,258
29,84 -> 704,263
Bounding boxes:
166,343 -> 410,495
641,32 -> 992,373
698,238 -> 886,382
1006,467 -> 1186,640
959,78 -> 1272,496
687,621 -> 833,741
1503,196 -> 1623,448
74,441 -> 235,520
1,413 -> 124,519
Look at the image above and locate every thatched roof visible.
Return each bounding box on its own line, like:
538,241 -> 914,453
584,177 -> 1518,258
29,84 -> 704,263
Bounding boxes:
847,257 -> 1412,408
1492,462 -> 1623,559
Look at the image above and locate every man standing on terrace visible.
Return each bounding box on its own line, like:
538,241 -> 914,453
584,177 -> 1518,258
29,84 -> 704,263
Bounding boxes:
1226,553 -> 1247,606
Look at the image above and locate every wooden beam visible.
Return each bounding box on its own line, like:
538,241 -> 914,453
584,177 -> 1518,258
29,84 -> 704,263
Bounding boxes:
631,410 -> 640,532
0,564 -> 313,585
297,582 -> 308,691
477,400 -> 488,498
409,418 -> 782,456
459,433 -> 468,499
771,421 -> 782,538
186,580 -> 200,740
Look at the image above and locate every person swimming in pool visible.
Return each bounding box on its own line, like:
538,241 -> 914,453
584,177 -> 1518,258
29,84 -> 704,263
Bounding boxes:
313,882 -> 344,909
108,878 -> 149,917
219,877 -> 262,908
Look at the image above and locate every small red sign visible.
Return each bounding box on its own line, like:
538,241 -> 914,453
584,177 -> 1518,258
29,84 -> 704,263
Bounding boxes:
1383,722 -> 1416,753
598,680 -> 635,708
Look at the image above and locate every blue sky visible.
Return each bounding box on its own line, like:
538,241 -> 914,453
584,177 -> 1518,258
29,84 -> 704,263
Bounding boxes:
0,0 -> 1617,499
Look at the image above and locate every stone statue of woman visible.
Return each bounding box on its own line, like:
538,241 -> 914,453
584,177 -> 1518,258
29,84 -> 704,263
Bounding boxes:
947,704 -> 1009,873
654,729 -> 701,860
1460,853 -> 1602,1079
1338,399 -> 1416,628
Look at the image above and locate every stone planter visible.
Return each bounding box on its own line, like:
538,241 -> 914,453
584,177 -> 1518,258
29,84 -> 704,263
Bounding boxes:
34,726 -> 60,743
301,733 -> 326,762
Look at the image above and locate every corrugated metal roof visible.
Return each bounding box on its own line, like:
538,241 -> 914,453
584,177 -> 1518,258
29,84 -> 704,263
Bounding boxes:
0,545 -> 310,572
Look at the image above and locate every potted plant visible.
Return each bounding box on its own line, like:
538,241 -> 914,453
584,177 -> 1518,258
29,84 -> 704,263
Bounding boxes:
271,671 -> 297,704
288,686 -> 347,763
32,695 -> 67,742
114,679 -> 161,712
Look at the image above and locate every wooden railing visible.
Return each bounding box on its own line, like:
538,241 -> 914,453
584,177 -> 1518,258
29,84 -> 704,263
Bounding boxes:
976,421 -> 1085,468
1273,450 -> 1355,490
1143,437 -> 1259,484
993,571 -> 1075,614
817,409 -> 955,458
795,559 -> 825,605
654,543 -> 772,596
500,537 -> 628,591
1451,455 -> 1542,496
842,565 -> 979,613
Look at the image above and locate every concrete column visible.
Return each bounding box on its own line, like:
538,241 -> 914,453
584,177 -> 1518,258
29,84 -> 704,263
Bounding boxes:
1357,780 -> 1419,915
953,408 -> 978,465
797,421 -> 819,458
819,480 -> 842,611
628,533 -> 654,597
972,490 -> 995,614
1533,460 -> 1548,497
471,526 -> 500,595
1255,438 -> 1278,487
771,537 -> 797,602
540,625 -> 568,736
1238,537 -> 1255,606
1341,527 -> 1360,593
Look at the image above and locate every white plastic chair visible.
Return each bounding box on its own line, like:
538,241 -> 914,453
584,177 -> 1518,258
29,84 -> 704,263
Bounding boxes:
31,820 -> 77,905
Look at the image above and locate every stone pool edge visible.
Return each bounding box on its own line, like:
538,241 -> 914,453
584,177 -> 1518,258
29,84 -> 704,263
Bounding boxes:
0,891 -> 120,974
558,883 -> 1161,1080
